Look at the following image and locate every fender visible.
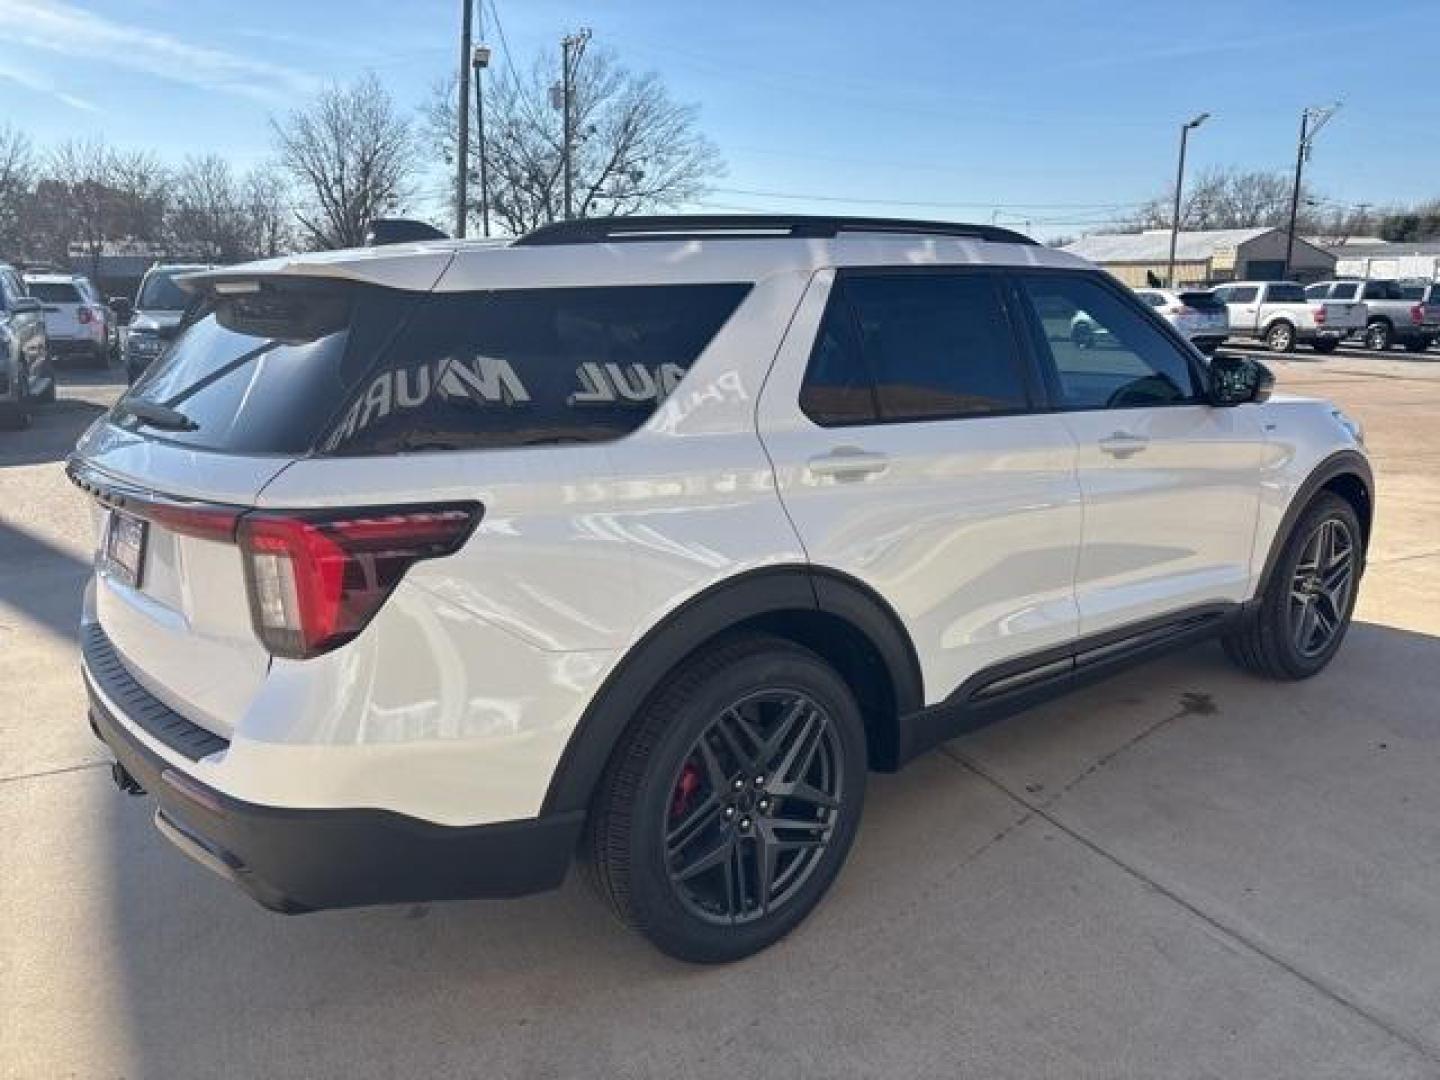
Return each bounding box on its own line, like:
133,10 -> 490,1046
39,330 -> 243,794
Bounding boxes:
1254,448 -> 1373,602
539,565 -> 923,816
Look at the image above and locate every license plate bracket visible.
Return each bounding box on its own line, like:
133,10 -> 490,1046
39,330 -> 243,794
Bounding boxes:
103,510 -> 148,589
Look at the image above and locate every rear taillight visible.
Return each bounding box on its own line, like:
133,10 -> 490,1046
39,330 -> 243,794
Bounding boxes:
1411,304 -> 1425,325
1313,305 -> 1327,325
237,504 -> 481,659
77,306 -> 93,324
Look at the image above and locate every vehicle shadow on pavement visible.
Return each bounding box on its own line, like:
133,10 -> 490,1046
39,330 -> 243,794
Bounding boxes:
83,620 -> 1440,1078
0,397 -> 105,469
0,516 -> 90,645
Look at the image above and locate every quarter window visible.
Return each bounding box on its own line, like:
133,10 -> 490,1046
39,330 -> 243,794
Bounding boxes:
1019,274 -> 1199,410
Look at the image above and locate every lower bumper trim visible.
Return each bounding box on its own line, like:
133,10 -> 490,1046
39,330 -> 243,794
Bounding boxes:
87,684 -> 583,913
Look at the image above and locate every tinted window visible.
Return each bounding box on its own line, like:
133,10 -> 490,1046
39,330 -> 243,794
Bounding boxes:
1362,280 -> 1402,301
799,287 -> 877,426
1139,292 -> 1165,307
840,272 -> 1027,422
28,282 -> 81,303
138,271 -> 192,311
118,281 -> 414,455
1330,282 -> 1360,300
326,284 -> 750,454
1178,290 -> 1223,311
1225,286 -> 1259,303
1398,284 -> 1426,301
1020,274 -> 1198,410
1267,284 -> 1307,303
1305,284 -> 1328,300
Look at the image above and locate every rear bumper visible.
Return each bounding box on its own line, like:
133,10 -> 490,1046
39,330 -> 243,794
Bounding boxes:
49,337 -> 105,360
84,662 -> 583,913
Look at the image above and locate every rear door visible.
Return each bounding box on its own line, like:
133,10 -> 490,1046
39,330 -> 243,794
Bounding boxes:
1214,284 -> 1260,334
1012,271 -> 1266,635
757,267 -> 1083,702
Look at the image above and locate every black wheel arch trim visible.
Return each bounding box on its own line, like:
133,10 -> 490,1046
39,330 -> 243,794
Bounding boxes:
1255,449 -> 1373,602
539,565 -> 923,816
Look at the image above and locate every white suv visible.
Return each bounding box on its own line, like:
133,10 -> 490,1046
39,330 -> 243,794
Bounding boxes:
71,216 -> 1373,962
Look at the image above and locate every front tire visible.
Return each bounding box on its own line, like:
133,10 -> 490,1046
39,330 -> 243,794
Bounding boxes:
586,635 -> 867,962
1223,493 -> 1362,679
1265,321 -> 1296,353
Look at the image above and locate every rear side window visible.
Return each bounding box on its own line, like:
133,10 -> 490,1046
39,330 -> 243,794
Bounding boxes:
1019,273 -> 1199,410
324,284 -> 750,455
138,272 -> 192,311
28,282 -> 80,303
799,271 -> 1028,426
1267,284 -> 1306,303
1178,290 -> 1223,310
1305,284 -> 1328,300
1329,283 -> 1360,300
1221,286 -> 1258,303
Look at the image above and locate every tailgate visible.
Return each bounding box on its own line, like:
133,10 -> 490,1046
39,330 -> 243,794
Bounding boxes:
72,434 -> 290,738
42,302 -> 84,339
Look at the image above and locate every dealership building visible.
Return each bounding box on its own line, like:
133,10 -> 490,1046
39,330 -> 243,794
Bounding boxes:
1062,227 -> 1337,287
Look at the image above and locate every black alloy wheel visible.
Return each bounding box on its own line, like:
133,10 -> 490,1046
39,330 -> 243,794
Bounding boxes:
1287,516 -> 1357,660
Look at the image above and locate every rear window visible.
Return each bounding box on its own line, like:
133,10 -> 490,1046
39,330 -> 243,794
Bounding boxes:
137,271 -> 192,311
1266,284 -> 1306,303
1178,290 -> 1223,310
116,281 -> 750,456
325,284 -> 750,454
28,282 -> 81,303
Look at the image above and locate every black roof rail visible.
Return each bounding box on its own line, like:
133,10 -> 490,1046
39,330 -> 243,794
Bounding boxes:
513,214 -> 1037,247
365,218 -> 449,246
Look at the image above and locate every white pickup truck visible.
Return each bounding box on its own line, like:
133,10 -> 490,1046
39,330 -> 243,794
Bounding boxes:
1211,280 -> 1366,354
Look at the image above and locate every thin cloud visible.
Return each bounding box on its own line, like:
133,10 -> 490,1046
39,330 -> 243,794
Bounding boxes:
0,0 -> 322,106
0,60 -> 100,113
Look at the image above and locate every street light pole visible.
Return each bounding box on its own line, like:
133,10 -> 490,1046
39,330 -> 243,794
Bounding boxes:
559,29 -> 590,221
1166,112 -> 1209,288
455,0 -> 473,238
1283,104 -> 1340,279
473,42 -> 491,237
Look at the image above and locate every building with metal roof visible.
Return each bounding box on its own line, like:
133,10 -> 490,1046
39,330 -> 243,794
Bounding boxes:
1062,227 -> 1336,287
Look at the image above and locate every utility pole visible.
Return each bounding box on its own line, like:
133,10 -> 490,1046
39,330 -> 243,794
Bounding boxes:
1283,103 -> 1341,278
455,0 -> 474,238
557,29 -> 591,221
473,39 -> 491,237
1166,113 -> 1209,288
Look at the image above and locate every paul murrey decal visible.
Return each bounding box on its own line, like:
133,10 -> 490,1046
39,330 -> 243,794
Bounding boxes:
327,354 -> 691,447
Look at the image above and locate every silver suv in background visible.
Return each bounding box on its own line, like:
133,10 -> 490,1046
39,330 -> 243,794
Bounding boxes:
1308,279 -> 1439,353
1133,287 -> 1229,353
0,264 -> 55,429
123,264 -> 210,383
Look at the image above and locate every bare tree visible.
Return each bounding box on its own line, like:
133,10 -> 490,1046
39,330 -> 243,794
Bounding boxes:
170,154 -> 245,260
240,164 -> 296,258
38,139 -> 113,277
107,148 -> 169,242
0,125 -> 34,260
272,73 -> 416,249
1126,167 -> 1320,233
426,45 -> 721,235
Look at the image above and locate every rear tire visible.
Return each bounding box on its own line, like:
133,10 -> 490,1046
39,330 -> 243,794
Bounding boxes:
586,634 -> 867,963
1364,321 -> 1392,352
1311,338 -> 1339,354
1223,492 -> 1361,680
1265,321 -> 1296,353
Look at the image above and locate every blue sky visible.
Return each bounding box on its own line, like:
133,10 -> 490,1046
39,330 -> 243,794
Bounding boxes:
0,0 -> 1434,239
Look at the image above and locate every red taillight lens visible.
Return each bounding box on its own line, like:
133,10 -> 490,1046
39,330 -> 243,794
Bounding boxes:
77,306 -> 94,324
1411,304 -> 1425,325
1313,305 -> 1327,325
237,504 -> 481,659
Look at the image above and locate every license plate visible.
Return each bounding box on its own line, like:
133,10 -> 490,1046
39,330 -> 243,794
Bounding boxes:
103,510 -> 147,589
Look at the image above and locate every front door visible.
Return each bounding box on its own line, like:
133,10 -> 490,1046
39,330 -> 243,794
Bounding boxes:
1013,271 -> 1267,637
757,267 -> 1084,703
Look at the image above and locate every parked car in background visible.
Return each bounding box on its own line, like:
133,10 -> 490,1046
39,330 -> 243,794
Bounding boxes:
1212,280 -> 1365,353
1308,280 -> 1438,353
1133,287 -> 1229,353
23,272 -> 110,368
1397,282 -> 1440,351
72,214 -> 1372,962
0,264 -> 55,429
123,263 -> 211,383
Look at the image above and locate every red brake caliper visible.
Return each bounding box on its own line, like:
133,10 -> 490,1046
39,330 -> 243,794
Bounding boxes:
671,760 -> 702,819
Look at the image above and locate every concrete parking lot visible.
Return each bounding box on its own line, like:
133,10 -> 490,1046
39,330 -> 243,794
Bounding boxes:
3,351 -> 1439,1079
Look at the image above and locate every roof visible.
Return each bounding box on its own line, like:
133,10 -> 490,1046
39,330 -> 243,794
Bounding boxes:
180,230 -> 1088,295
1063,228 -> 1272,263
22,271 -> 86,283
1329,239 -> 1440,258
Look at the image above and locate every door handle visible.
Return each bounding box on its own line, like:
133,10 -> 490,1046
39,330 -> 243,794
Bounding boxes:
807,447 -> 890,479
1098,432 -> 1149,458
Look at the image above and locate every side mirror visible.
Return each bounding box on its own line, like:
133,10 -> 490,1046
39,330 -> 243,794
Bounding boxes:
109,297 -> 133,324
10,297 -> 42,315
1209,353 -> 1274,406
